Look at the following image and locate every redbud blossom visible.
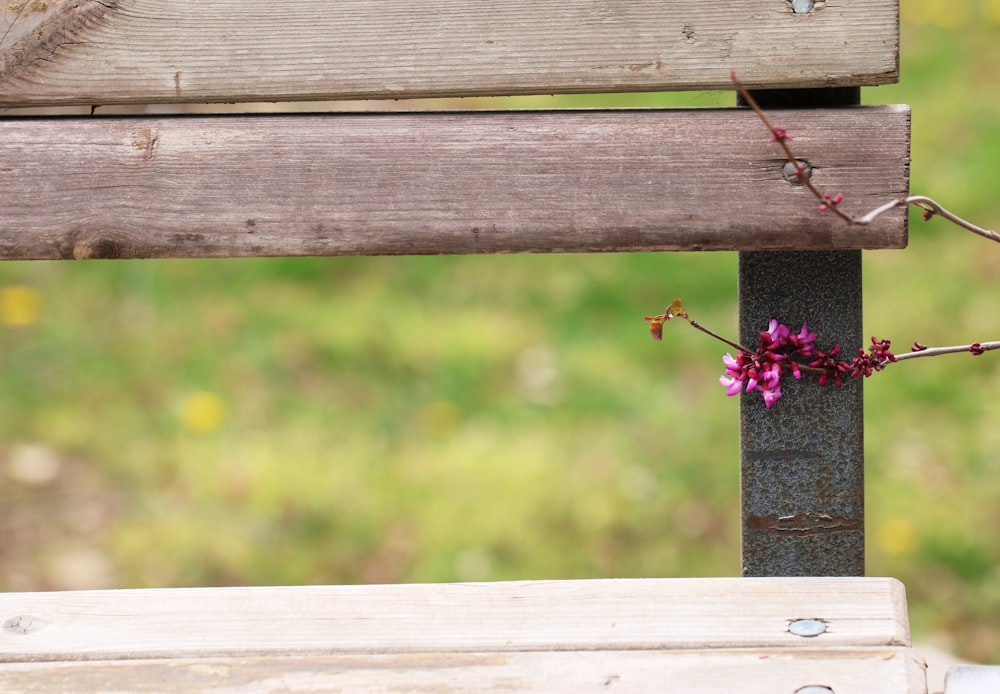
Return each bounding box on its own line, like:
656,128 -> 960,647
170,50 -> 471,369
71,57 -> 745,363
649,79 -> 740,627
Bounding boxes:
718,320 -> 819,408
771,126 -> 792,142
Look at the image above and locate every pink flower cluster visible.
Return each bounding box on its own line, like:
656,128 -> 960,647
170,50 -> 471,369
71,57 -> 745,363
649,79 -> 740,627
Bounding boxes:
720,320 -> 897,408
818,191 -> 844,213
720,320 -> 816,408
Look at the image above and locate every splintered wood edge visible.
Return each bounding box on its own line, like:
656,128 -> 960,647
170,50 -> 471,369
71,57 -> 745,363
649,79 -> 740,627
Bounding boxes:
0,578 -> 911,661
0,107 -> 910,259
0,0 -> 899,106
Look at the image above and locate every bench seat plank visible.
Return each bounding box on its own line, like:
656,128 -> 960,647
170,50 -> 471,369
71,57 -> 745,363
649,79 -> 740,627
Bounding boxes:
0,0 -> 899,107
0,578 -> 910,660
0,578 -> 925,692
0,107 -> 909,259
0,649 -> 927,693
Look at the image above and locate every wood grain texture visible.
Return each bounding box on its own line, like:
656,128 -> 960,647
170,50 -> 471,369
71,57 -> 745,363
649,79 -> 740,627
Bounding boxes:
0,578 -> 926,692
0,0 -> 900,107
0,578 -> 911,662
0,107 -> 910,259
0,649 -> 928,693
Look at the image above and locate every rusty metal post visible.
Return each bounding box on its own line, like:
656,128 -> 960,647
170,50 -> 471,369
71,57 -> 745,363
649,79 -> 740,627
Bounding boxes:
739,251 -> 864,576
738,87 -> 865,577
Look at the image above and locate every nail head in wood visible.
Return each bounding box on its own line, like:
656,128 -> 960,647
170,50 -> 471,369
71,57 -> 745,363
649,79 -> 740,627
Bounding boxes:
788,619 -> 828,637
783,160 -> 812,186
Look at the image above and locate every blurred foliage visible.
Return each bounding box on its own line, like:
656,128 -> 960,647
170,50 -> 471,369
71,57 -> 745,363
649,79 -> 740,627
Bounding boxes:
2,0 -> 1000,664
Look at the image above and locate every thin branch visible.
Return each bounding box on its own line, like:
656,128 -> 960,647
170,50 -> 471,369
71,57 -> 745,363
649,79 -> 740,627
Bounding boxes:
851,197 -> 907,225
731,72 -> 1000,245
688,319 -> 751,354
731,71 -> 854,223
892,341 -> 1000,362
907,197 -> 1000,244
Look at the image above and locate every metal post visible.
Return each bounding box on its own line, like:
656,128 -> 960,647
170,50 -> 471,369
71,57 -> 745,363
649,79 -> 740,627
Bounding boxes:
739,251 -> 864,576
738,86 -> 865,577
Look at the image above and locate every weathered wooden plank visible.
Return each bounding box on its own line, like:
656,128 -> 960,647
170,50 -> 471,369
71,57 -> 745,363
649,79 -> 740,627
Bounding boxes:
0,107 -> 909,259
0,0 -> 900,107
0,578 -> 910,662
944,665 -> 1000,694
0,649 -> 928,693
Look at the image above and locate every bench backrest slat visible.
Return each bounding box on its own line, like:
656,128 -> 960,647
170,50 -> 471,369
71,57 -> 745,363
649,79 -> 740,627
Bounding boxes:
0,107 -> 909,259
0,0 -> 899,107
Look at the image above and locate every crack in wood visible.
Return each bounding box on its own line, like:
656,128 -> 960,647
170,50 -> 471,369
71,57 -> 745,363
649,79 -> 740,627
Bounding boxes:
1,0 -> 118,78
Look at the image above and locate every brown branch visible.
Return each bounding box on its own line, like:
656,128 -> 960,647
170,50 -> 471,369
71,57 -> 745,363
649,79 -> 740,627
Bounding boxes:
731,71 -> 854,223
688,319 -> 751,354
892,341 -> 1000,363
731,71 -> 1000,245
855,196 -> 1000,245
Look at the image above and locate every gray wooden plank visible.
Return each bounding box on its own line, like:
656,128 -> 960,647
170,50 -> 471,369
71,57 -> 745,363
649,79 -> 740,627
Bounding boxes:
0,0 -> 900,107
0,107 -> 910,259
0,578 -> 910,662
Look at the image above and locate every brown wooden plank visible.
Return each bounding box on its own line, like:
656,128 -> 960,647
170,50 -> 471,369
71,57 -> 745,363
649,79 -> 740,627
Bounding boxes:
0,649 -> 928,693
0,107 -> 909,259
0,578 -> 910,662
0,0 -> 899,107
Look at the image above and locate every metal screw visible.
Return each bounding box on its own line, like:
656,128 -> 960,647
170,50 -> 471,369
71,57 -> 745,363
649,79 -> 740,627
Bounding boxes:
783,160 -> 812,185
788,618 -> 827,637
795,687 -> 833,694
791,0 -> 815,13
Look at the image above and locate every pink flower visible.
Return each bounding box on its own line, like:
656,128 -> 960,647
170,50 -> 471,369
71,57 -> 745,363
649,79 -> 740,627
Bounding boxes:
791,323 -> 817,351
763,319 -> 788,345
761,384 -> 783,408
713,320 -> 902,409
719,374 -> 743,397
771,126 -> 792,143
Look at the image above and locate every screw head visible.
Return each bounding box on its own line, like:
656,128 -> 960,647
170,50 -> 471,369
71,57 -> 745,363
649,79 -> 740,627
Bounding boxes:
789,618 -> 827,637
795,687 -> 833,694
783,160 -> 812,185
791,0 -> 815,13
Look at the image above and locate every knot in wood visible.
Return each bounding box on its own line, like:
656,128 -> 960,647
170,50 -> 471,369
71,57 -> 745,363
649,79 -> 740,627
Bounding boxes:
73,237 -> 126,259
3,614 -> 49,635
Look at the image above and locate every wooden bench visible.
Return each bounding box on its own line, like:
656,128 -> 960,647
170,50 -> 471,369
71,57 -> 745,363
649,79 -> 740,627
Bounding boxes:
0,578 -> 925,692
0,0 -> 939,691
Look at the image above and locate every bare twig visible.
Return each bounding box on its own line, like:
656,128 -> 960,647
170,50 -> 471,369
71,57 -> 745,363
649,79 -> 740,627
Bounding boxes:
854,196 -> 1000,245
688,319 -> 751,354
731,72 -> 1000,245
731,71 -> 854,223
892,341 -> 1000,363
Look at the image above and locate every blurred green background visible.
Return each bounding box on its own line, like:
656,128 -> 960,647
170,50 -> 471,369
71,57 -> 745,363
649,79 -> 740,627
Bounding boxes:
2,0 -> 999,663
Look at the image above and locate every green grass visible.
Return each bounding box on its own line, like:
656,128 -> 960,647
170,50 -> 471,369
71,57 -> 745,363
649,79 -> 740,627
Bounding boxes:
3,4 -> 1000,663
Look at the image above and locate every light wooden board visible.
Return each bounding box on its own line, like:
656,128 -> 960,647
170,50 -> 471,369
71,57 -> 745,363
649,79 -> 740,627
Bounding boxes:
0,578 -> 910,661
0,649 -> 928,693
0,0 -> 900,107
0,107 -> 910,259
